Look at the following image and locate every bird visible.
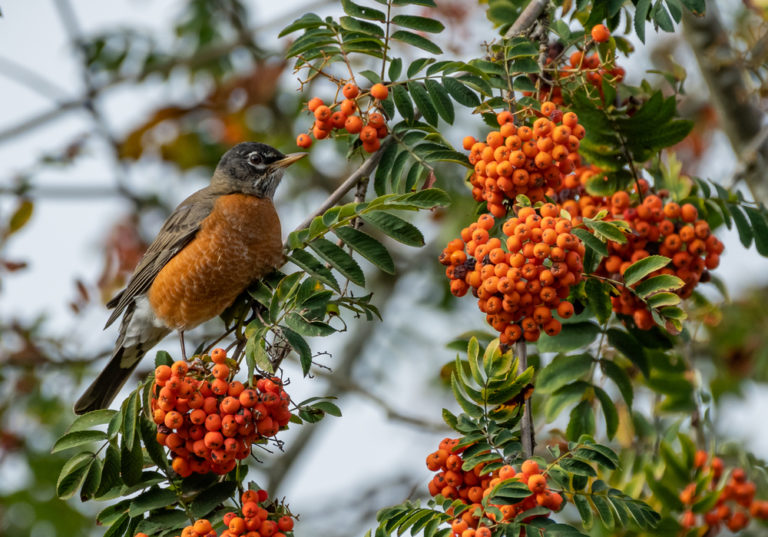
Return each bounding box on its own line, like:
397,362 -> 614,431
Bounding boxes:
74,142 -> 306,414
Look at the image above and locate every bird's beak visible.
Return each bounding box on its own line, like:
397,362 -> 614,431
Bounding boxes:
271,152 -> 307,169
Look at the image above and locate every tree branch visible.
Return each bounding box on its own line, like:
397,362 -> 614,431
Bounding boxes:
503,0 -> 549,40
516,340 -> 535,457
287,140 -> 392,239
682,1 -> 768,202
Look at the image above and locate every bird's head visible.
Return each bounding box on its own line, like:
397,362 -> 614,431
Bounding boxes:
212,142 -> 306,198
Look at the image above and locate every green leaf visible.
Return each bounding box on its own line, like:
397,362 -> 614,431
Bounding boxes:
122,390 -> 140,451
391,14 -> 444,32
425,79 -> 454,124
573,494 -> 594,529
360,211 -> 424,246
102,513 -> 130,537
341,0 -> 386,20
190,481 -> 238,518
246,332 -> 273,375
392,84 -> 414,123
279,13 -> 325,37
334,226 -> 395,274
537,322 -> 601,353
80,455 -> 103,500
607,328 -> 649,377
140,417 -> 167,470
57,452 -> 94,499
537,353 -> 594,393
8,199 -> 33,235
653,0 -> 675,32
545,381 -> 591,422
52,430 -> 108,453
308,237 -> 366,286
729,204 -> 753,248
584,220 -> 627,244
68,409 -> 118,432
287,250 -> 340,291
572,228 -> 608,257
600,360 -> 633,407
634,274 -> 684,298
284,313 -> 336,337
120,433 -> 143,486
282,326 -> 313,375
406,57 -> 435,78
388,57 -> 403,81
374,143 -> 399,196
391,30 -> 442,54
451,373 -> 483,418
623,255 -> 671,286
340,16 -> 384,37
128,488 -> 179,518
442,77 -> 480,107
95,443 -> 121,497
567,400 -> 596,441
646,292 -> 681,308
744,206 -> 768,256
586,278 -> 613,324
594,387 -> 619,439
407,81 -> 439,126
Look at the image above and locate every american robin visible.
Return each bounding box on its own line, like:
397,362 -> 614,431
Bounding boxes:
74,142 -> 305,414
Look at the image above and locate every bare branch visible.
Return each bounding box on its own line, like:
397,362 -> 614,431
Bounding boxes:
503,0 -> 549,40
516,340 -> 535,457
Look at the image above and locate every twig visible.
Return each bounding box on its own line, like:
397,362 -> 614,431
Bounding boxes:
503,0 -> 549,39
287,140 -> 392,239
516,340 -> 535,457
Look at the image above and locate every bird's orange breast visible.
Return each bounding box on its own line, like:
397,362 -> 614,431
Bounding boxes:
148,194 -> 283,330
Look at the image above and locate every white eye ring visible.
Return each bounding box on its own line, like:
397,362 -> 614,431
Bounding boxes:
248,152 -> 263,165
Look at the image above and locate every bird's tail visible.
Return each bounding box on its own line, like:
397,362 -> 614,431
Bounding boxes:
75,306 -> 169,414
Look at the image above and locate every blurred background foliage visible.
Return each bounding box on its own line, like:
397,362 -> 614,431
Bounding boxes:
0,1 -> 767,536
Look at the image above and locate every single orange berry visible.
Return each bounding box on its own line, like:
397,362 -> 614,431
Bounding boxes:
370,83 -> 389,100
342,82 -> 359,99
591,24 -> 610,43
210,348 -> 227,364
307,97 -> 323,112
313,105 -> 331,121
296,133 -> 312,148
345,115 -> 363,134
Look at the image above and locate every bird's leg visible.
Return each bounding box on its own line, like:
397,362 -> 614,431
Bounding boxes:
179,330 -> 187,360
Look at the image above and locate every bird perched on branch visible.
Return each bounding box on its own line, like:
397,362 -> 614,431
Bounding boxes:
74,142 -> 305,414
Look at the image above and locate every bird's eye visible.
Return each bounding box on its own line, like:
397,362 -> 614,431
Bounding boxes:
248,152 -> 263,165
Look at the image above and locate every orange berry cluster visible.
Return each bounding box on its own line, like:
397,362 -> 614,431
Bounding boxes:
134,488 -> 295,537
151,348 -> 292,477
440,204 -> 583,344
297,82 -> 389,153
426,438 -> 564,536
679,451 -> 768,534
583,186 -> 723,329
463,106 -> 586,217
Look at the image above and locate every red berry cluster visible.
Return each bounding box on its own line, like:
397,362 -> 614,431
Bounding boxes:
297,82 -> 389,153
151,348 -> 292,476
679,451 -> 768,534
133,488 -> 295,537
463,106 -> 586,217
440,204 -> 583,344
426,438 -> 563,536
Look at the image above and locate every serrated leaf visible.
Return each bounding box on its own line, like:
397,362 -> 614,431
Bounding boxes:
391,14 -> 444,32
122,390 -> 139,451
607,328 -> 649,377
729,204 -> 753,248
284,313 -> 336,337
57,452 -> 94,499
567,400 -> 596,441
537,322 -> 601,353
340,16 -> 384,37
594,387 -> 619,439
341,0 -> 386,20
585,220 -> 627,244
407,81 -> 438,126
744,206 -> 768,256
287,250 -> 340,291
388,57 -> 403,81
128,488 -> 179,517
451,374 -> 483,418
573,494 -> 594,529
537,353 -> 594,393
622,255 -> 671,286
95,443 -> 121,497
120,433 -> 142,486
572,228 -> 608,257
68,409 -> 118,432
586,278 -> 613,324
391,30 -> 442,54
52,430 -> 108,453
80,455 -> 103,500
392,84 -> 414,123
279,13 -> 325,37
442,76 -> 480,107
308,237 -> 365,286
281,326 -> 312,375
634,274 -> 684,298
425,79 -> 454,124
360,211 -> 424,246
545,381 -> 591,422
189,481 -> 238,518
600,360 -> 633,407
